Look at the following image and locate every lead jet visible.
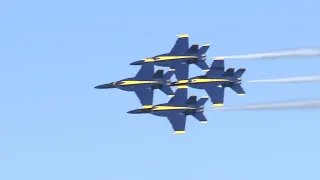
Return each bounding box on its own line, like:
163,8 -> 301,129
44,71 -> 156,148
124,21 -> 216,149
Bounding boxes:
171,57 -> 246,107
127,87 -> 209,134
95,63 -> 175,107
130,34 -> 210,81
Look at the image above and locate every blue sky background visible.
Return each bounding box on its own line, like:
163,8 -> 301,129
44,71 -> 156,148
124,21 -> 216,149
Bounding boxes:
1,0 -> 320,179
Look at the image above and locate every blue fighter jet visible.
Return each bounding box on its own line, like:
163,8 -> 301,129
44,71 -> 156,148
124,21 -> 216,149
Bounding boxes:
130,34 -> 210,81
127,87 -> 209,134
95,63 -> 175,107
171,57 -> 246,107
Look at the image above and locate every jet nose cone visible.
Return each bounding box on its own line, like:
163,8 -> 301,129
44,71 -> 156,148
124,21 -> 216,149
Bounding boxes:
94,82 -> 115,89
130,60 -> 144,65
127,110 -> 137,114
127,108 -> 151,114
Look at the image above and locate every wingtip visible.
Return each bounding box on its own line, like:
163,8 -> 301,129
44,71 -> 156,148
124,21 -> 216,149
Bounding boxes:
172,131 -> 185,134
238,94 -> 245,96
169,68 -> 176,72
213,57 -> 224,60
203,69 -> 210,72
212,103 -> 224,107
203,44 -> 210,46
200,121 -> 208,124
168,95 -> 175,97
176,34 -> 189,38
202,96 -> 209,99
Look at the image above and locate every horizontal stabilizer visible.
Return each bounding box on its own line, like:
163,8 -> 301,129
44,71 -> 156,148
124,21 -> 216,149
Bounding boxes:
235,68 -> 246,78
198,44 -> 210,54
163,69 -> 175,80
231,84 -> 245,96
197,96 -> 209,106
192,112 -> 207,123
196,61 -> 210,71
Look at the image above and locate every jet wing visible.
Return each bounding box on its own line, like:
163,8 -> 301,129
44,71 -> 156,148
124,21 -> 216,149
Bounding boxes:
134,63 -> 154,80
167,112 -> 186,134
205,86 -> 225,107
168,88 -> 188,105
169,34 -> 189,55
171,63 -> 189,80
134,88 -> 154,106
206,58 -> 225,77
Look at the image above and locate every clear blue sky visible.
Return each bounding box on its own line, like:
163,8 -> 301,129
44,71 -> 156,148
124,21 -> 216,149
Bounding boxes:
1,0 -> 320,179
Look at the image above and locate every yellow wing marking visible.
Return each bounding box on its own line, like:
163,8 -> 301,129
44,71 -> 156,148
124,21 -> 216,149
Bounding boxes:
176,34 -> 188,38
172,131 -> 185,134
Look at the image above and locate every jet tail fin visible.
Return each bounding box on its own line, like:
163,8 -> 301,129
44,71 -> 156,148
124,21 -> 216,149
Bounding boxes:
195,61 -> 209,71
231,84 -> 245,96
152,69 -> 164,79
187,44 -> 199,53
223,68 -> 235,76
192,112 -> 207,124
185,95 -> 197,105
163,69 -> 175,80
235,68 -> 246,78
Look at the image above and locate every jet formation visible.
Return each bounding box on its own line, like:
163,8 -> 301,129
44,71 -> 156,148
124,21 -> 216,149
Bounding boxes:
95,34 -> 246,134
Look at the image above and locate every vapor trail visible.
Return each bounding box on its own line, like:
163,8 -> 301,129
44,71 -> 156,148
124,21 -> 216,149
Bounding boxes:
248,75 -> 320,83
211,99 -> 320,111
214,48 -> 320,60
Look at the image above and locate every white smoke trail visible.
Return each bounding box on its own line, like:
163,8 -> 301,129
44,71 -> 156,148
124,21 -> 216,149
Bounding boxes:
211,99 -> 320,111
248,75 -> 320,83
214,48 -> 320,60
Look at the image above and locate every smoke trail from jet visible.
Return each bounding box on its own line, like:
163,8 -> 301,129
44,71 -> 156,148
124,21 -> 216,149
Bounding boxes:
211,99 -> 320,111
248,75 -> 320,83
215,48 -> 320,60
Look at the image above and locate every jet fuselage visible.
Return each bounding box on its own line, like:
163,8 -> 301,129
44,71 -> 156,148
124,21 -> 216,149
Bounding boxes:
95,78 -> 171,92
127,103 -> 201,117
130,54 -> 206,67
172,75 -> 242,89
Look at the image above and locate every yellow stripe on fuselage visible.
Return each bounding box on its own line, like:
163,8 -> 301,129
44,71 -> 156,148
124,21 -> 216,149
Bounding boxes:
189,78 -> 230,83
120,80 -> 158,86
143,56 -> 197,63
155,56 -> 197,61
152,106 -> 195,111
